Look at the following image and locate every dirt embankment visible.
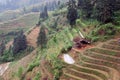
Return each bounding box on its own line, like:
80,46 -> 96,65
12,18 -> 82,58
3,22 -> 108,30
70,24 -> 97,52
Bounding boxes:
26,26 -> 40,48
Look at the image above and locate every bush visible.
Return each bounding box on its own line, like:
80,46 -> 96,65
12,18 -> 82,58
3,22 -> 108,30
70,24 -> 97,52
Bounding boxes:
0,50 -> 14,62
91,36 -> 100,42
33,72 -> 41,80
27,58 -> 40,72
76,19 -> 81,25
47,53 -> 64,80
99,23 -> 116,35
52,58 -> 63,80
26,46 -> 34,53
86,23 -> 117,42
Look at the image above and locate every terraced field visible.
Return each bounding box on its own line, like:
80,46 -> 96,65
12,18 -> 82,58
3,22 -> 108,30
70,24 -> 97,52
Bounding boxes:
61,39 -> 120,80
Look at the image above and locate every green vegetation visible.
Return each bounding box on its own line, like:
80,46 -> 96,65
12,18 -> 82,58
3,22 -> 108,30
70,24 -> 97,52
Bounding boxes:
0,50 -> 14,63
37,25 -> 47,48
17,67 -> 23,78
86,23 -> 118,42
33,72 -> 41,80
0,40 -> 5,56
0,0 -> 120,80
12,30 -> 27,54
27,55 -> 40,72
67,0 -> 77,27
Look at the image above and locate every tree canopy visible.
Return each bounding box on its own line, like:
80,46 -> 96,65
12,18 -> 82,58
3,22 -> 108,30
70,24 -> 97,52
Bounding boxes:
12,30 -> 27,54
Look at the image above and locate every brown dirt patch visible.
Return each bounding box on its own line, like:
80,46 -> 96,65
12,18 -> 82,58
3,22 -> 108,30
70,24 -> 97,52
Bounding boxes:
26,27 -> 40,48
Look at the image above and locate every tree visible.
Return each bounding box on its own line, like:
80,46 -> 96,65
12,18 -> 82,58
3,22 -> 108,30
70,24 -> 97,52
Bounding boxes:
40,5 -> 48,19
67,0 -> 77,27
12,30 -> 27,54
0,40 -> 5,56
37,5 -> 48,26
96,0 -> 115,23
37,25 -> 47,49
78,0 -> 93,18
115,0 -> 120,11
77,0 -> 84,9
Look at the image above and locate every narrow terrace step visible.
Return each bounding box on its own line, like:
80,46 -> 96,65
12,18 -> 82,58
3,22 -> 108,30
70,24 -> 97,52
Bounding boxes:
72,64 -> 108,80
79,61 -> 110,78
64,72 -> 87,80
90,48 -> 120,57
109,41 -> 120,46
78,54 -> 120,80
84,51 -> 120,64
81,54 -> 120,72
64,68 -> 100,80
102,44 -> 120,51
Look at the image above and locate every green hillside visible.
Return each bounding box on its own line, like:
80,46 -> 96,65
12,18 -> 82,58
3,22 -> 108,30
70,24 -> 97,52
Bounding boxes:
0,0 -> 120,80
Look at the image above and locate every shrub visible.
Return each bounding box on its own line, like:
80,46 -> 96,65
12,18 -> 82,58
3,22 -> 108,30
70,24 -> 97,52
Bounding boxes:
27,59 -> 40,72
26,46 -> 34,53
0,50 -> 14,62
52,58 -> 63,80
76,19 -> 81,25
47,51 -> 64,79
33,72 -> 41,80
86,23 -> 117,42
99,23 -> 116,35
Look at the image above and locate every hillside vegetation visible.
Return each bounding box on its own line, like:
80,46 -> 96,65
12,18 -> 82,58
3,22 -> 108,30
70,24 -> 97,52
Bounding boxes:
0,0 -> 120,80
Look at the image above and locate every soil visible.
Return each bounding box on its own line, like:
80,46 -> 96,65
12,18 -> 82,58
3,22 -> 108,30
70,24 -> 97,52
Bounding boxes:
26,26 -> 40,48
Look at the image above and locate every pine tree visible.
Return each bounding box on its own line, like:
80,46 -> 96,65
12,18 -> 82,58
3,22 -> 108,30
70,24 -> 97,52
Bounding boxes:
0,40 -> 5,56
67,0 -> 77,27
115,0 -> 120,11
37,26 -> 47,49
96,0 -> 115,23
44,5 -> 48,18
78,0 -> 84,9
12,30 -> 27,54
40,5 -> 48,19
78,0 -> 93,18
37,5 -> 48,26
